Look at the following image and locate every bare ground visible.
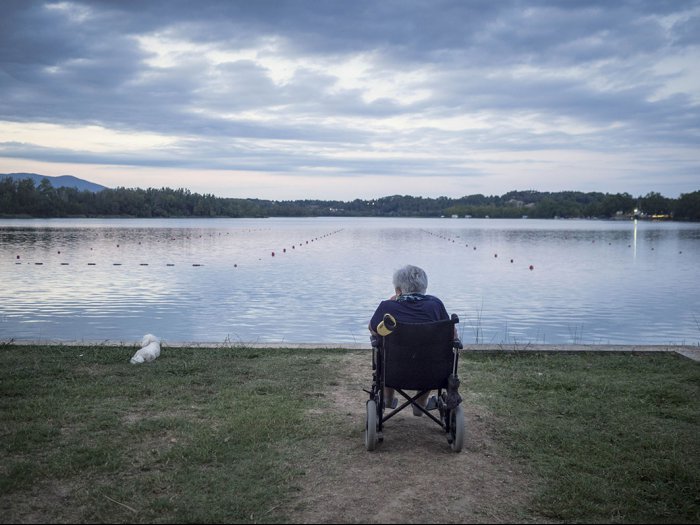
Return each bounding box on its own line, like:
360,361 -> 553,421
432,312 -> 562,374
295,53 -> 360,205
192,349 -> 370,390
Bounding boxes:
286,351 -> 551,524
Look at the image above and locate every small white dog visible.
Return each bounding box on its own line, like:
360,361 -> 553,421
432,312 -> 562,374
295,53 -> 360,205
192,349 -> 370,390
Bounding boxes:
129,334 -> 161,364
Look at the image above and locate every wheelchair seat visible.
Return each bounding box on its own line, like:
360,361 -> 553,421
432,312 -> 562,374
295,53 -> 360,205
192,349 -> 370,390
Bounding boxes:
364,314 -> 465,452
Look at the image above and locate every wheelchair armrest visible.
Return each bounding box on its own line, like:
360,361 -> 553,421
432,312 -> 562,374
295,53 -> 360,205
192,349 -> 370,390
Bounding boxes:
453,337 -> 463,350
370,334 -> 380,349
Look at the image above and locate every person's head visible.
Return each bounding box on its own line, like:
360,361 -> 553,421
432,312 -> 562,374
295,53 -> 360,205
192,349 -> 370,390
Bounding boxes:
392,265 -> 428,295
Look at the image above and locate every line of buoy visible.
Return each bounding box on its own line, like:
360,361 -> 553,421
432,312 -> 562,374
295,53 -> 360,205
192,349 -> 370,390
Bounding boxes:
269,229 -> 344,259
422,229 -> 536,271
12,262 -> 206,267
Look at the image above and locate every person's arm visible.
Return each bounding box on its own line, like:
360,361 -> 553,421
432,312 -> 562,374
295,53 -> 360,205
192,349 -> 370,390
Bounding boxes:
368,293 -> 399,334
369,302 -> 384,334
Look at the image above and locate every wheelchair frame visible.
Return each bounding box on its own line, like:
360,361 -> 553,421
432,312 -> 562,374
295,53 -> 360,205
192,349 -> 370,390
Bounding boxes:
364,314 -> 465,452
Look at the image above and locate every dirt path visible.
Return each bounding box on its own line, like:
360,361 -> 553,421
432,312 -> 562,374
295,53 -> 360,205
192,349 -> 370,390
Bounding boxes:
288,351 -> 549,523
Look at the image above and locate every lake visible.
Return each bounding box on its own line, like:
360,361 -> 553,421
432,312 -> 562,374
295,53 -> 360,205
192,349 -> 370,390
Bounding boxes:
1,217 -> 698,346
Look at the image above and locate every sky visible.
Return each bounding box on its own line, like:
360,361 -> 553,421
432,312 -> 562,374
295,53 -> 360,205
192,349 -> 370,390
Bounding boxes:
0,0 -> 699,200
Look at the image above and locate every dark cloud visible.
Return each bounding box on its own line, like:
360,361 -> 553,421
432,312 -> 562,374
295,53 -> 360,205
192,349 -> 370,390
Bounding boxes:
0,0 -> 698,197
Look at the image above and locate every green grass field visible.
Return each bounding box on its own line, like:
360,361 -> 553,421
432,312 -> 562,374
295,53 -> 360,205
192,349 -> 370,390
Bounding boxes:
466,352 -> 700,523
1,344 -> 698,523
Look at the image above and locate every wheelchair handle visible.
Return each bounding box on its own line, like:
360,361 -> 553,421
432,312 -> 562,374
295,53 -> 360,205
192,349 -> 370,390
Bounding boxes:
377,313 -> 397,336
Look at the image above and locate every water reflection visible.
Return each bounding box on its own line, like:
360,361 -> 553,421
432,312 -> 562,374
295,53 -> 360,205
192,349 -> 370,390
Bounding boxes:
1,218 -> 699,345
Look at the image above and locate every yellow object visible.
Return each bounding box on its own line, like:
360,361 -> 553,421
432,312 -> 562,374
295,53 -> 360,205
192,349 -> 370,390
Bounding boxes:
377,313 -> 397,336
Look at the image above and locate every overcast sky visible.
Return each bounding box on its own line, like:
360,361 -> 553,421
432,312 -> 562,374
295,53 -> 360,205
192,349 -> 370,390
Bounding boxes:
1,0 -> 698,200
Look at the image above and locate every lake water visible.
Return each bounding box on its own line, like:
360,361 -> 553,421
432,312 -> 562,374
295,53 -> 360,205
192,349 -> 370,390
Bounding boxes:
1,217 -> 698,346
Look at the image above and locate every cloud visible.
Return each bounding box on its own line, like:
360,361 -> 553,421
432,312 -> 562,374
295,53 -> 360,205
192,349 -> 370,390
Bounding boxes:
0,0 -> 698,198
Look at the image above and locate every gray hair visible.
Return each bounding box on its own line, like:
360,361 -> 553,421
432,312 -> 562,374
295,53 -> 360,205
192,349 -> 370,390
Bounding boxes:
393,265 -> 428,294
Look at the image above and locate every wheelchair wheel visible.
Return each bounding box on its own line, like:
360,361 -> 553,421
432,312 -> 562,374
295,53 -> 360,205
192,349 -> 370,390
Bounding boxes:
449,404 -> 465,452
365,399 -> 378,451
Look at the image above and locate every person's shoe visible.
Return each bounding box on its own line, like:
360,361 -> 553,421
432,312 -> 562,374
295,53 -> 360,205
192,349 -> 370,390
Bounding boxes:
412,403 -> 424,417
412,395 -> 438,416
386,398 -> 398,410
425,396 -> 438,410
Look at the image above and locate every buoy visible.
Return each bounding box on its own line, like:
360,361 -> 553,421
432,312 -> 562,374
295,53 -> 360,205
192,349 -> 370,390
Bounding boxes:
234,264 -> 237,268
473,247 -> 476,250
61,263 -> 69,265
113,263 -> 122,266
529,265 -> 534,270
35,262 -> 43,265
510,259 -> 514,263
16,255 -> 20,259
88,263 -> 96,266
494,254 -> 498,258
271,251 -> 275,256
283,248 -> 286,253
57,251 -> 61,254
140,263 -> 148,266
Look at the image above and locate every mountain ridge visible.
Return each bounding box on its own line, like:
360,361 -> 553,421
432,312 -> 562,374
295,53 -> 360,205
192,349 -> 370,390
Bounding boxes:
1,173 -> 108,192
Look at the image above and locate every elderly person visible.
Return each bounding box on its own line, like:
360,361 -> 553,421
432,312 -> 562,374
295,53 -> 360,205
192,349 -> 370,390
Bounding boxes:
368,264 -> 449,416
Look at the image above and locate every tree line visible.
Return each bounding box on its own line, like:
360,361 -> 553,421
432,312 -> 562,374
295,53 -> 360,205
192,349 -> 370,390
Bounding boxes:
1,176 -> 699,221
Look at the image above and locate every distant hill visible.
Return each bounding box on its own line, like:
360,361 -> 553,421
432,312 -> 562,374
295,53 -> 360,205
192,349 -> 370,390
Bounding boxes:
1,173 -> 108,192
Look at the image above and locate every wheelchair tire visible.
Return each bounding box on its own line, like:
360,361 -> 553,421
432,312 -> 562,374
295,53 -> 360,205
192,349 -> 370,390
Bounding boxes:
450,404 -> 465,452
365,399 -> 378,451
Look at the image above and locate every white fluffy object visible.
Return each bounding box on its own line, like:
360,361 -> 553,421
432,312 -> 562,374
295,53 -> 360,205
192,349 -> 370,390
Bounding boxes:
129,334 -> 161,364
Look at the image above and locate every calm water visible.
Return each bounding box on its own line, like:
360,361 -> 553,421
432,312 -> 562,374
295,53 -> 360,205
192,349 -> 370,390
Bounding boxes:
1,217 -> 698,345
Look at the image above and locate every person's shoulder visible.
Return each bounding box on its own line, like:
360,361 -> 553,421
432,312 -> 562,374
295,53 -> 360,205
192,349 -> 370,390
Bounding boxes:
377,299 -> 401,310
425,295 -> 449,316
373,299 -> 397,314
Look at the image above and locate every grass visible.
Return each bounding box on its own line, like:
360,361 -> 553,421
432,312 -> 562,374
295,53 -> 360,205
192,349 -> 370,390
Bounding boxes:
464,351 -> 700,524
0,344 -> 344,523
1,344 -> 698,523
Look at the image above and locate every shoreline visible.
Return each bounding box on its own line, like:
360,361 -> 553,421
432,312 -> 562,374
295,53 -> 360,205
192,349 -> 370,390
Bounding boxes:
5,339 -> 699,361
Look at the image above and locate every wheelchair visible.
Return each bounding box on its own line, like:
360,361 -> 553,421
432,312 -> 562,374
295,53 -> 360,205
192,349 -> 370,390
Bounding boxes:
364,313 -> 465,452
